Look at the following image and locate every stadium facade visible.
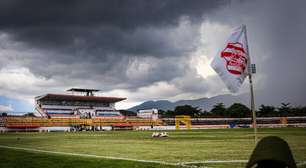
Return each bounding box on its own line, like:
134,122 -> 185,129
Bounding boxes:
35,88 -> 126,119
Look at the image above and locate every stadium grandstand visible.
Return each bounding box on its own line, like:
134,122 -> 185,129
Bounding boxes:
35,88 -> 125,119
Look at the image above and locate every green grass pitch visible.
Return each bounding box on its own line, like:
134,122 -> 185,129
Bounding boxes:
0,128 -> 305,168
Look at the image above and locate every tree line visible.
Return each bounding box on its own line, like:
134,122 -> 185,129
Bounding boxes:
158,103 -> 306,118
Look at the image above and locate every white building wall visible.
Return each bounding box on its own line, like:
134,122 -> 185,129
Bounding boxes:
137,109 -> 159,120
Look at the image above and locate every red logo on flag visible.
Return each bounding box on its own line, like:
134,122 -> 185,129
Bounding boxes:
221,42 -> 247,75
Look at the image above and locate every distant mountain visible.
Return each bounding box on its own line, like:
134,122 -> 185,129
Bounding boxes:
128,94 -> 249,112
128,100 -> 175,111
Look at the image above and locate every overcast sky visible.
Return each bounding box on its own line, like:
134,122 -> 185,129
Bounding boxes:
0,0 -> 305,111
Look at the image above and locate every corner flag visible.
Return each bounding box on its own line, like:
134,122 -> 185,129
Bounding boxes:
211,25 -> 258,143
211,25 -> 249,93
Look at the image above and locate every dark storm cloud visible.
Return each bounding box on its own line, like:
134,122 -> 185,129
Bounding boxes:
0,0 -> 226,91
0,0 -> 225,56
1,0 -> 223,28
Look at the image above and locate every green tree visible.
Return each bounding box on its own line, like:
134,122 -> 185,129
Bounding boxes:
278,103 -> 291,117
174,105 -> 201,117
163,110 -> 175,117
290,106 -> 306,116
258,104 -> 276,117
199,110 -> 212,117
159,110 -> 174,118
226,103 -> 250,118
23,112 -> 36,117
210,103 -> 226,117
1,112 -> 8,117
119,110 -> 136,116
157,109 -> 165,117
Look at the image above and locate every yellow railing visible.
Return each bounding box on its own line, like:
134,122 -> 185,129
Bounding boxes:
2,117 -> 163,127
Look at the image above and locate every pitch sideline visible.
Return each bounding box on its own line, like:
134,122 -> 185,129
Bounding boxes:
0,145 -> 305,167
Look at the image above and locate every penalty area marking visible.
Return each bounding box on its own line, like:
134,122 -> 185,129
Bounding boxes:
0,145 -> 305,167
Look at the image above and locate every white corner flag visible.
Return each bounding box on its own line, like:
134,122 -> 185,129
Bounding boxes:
211,25 -> 249,93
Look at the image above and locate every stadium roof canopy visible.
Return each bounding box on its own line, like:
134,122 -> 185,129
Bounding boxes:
67,88 -> 100,92
35,94 -> 126,103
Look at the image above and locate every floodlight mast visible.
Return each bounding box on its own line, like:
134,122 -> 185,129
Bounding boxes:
243,24 -> 257,144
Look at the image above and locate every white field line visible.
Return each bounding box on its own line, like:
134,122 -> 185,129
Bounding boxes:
0,145 -> 179,166
182,160 -> 248,164
0,145 -> 305,167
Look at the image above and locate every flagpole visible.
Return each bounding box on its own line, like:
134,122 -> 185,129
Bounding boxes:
243,24 -> 257,144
